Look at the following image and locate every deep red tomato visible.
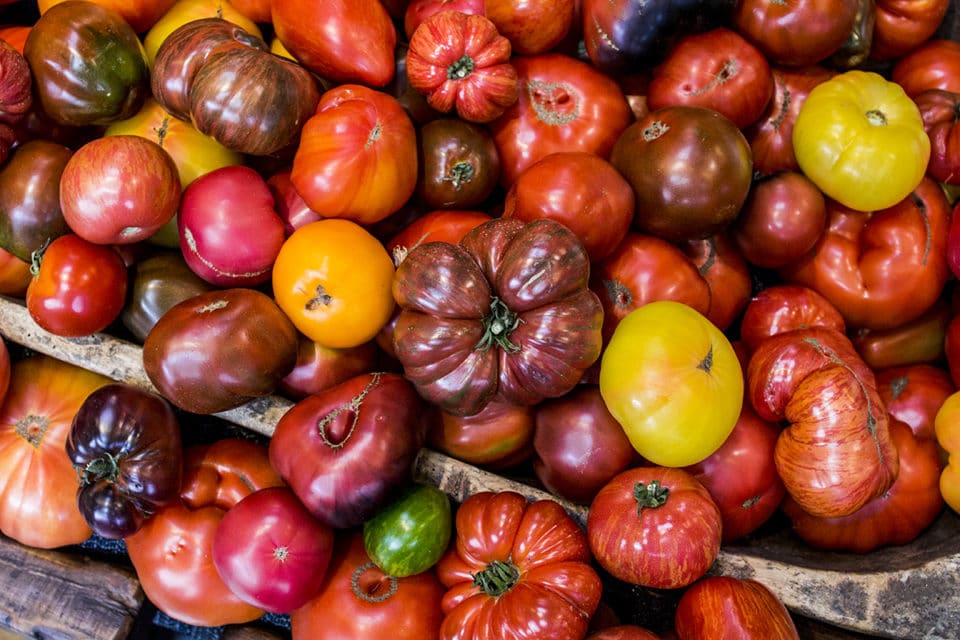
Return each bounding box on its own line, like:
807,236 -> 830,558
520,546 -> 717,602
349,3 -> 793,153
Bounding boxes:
876,363 -> 955,441
488,52 -> 633,188
267,168 -> 324,236
892,39 -> 960,98
674,576 -> 799,639
502,151 -> 634,263
213,486 -> 336,614
485,0 -> 576,55
416,117 -> 501,210
732,0 -> 859,66
680,232 -> 753,332
278,334 -> 380,401
738,284 -> 846,355
849,296 -> 951,370
25,233 -> 128,337
780,176 -> 951,331
436,491 -> 602,640
125,438 -> 285,627
428,399 -> 535,470
647,27 -> 773,129
871,0 -> 952,61
590,232 -> 711,343
404,0 -> 485,39
291,529 -> 446,640
781,418 -> 944,553
915,89 -> 960,185
587,466 -> 722,589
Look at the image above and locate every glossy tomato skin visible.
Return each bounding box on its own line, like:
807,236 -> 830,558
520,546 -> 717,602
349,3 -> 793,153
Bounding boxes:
738,284 -> 846,355
891,39 -> 960,98
66,383 -> 183,539
488,53 -> 633,188
26,234 -> 128,337
0,248 -> 30,298
871,0 -> 952,61
587,466 -> 722,589
142,288 -> 299,414
876,363 -> 955,441
680,232 -> 753,332
0,355 -> 111,548
428,400 -> 535,469
363,483 -> 452,578
213,486 -> 335,613
125,438 -> 285,627
269,372 -> 430,529
278,334 -> 381,401
934,391 -> 960,513
732,0 -> 859,66
417,118 -> 501,210
611,105 -> 752,242
39,0 -> 177,34
915,89 -> 960,185
291,530 -> 446,640
673,576 -> 799,639
849,296 -> 951,370
437,491 -> 602,640
387,209 -> 493,266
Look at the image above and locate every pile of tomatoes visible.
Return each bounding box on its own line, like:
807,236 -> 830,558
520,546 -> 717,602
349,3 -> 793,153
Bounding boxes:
2,0 -> 960,638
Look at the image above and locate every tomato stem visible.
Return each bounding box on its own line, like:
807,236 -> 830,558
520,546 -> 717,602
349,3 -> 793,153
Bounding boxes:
476,297 -> 521,353
865,109 -> 887,126
448,54 -> 475,80
472,559 -> 520,596
633,480 -> 669,514
444,161 -> 475,189
80,452 -> 120,486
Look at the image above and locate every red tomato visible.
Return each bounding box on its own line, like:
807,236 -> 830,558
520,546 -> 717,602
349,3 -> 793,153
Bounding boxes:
0,355 -> 111,548
647,27 -> 773,129
684,403 -> 786,543
291,85 -> 418,225
213,486 -> 335,614
587,466 -> 722,589
437,491 -> 602,640
428,400 -> 535,470
278,334 -> 380,401
781,419 -> 945,553
892,39 -> 960,98
0,247 -> 30,297
125,438 -> 285,627
738,284 -> 846,355
849,296 -> 952,370
488,52 -> 633,188
915,89 -> 960,185
386,209 -> 493,266
502,151 -> 634,263
871,0 -> 952,61
674,576 -> 799,639
876,364 -> 955,441
267,168 -> 324,236
680,232 -> 753,332
732,0 -> 860,66
484,0 -> 576,55
25,234 -> 128,337
404,0 -> 485,39
291,530 -> 446,640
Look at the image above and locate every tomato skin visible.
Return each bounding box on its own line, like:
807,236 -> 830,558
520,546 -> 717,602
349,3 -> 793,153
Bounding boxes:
876,364 -> 955,441
732,0 -> 859,66
0,355 -> 112,548
915,88 -> 960,186
891,39 -> 960,98
0,247 -> 30,297
428,400 -> 535,469
599,300 -> 743,468
437,491 -> 602,640
680,232 -> 753,332
416,118 -> 501,211
673,576 -> 799,639
363,483 -> 452,578
738,284 -> 846,355
26,234 -> 128,337
871,0 -> 952,61
792,70 -> 930,213
587,466 -> 722,589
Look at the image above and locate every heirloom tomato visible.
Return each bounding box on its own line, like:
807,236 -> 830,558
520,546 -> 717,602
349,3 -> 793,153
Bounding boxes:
278,334 -> 380,401
0,355 -> 111,549
732,0 -> 859,66
406,11 -> 519,124
427,399 -> 535,469
404,0 -> 485,39
387,209 -> 493,266
738,284 -> 846,355
142,0 -> 263,65
273,218 -> 396,350
599,300 -> 743,468
792,70 -> 930,212
125,438 -> 285,627
485,0 -> 576,56
680,232 -> 753,332
363,483 -> 452,578
587,466 -> 722,589
26,234 -> 128,337
850,297 -> 951,370
291,85 -> 418,225
915,89 -> 960,185
291,530 -> 446,640
877,363 -> 955,441
872,0 -> 952,61
38,0 -> 177,34
416,118 -> 501,210
934,390 -> 960,513
891,39 -> 960,98
674,576 -> 799,640
392,217 -> 603,417
436,491 -> 602,640
0,247 -> 30,297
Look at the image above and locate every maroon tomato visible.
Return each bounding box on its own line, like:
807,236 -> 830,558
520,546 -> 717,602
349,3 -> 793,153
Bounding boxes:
416,117 -> 501,210
587,466 -> 722,589
502,151 -> 634,263
674,576 -> 799,640
428,399 -> 535,470
871,0 -> 952,61
915,89 -> 960,185
484,0 -> 576,55
876,363 -> 955,441
732,0 -> 860,66
611,106 -> 752,242
532,385 -> 636,505
684,402 -> 786,543
213,486 -> 335,614
680,232 -> 753,332
731,171 -> 827,270
25,234 -> 128,337
891,39 -> 960,98
178,165 -> 286,287
405,11 -> 519,124
404,0 -> 485,39
488,52 -> 633,188
278,334 -> 380,400
738,284 -> 846,355
59,135 -> 181,246
647,27 -> 773,129
591,232 -> 711,344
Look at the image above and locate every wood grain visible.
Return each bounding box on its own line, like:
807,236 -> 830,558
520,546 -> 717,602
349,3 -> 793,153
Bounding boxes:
2,294 -> 959,640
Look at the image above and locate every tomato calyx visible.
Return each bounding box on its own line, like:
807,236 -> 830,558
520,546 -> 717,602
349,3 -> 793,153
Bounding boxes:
633,480 -> 670,514
472,559 -> 520,596
476,297 -> 521,353
448,54 -> 475,80
79,451 -> 121,485
697,346 -> 714,373
28,238 -> 50,277
443,161 -> 475,190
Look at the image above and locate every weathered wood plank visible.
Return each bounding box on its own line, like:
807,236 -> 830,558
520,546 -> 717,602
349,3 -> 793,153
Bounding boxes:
2,294 -> 959,640
0,534 -> 144,640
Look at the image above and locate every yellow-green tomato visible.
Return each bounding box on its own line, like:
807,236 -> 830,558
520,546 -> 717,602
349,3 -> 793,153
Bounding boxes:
598,300 -> 743,468
792,69 -> 930,212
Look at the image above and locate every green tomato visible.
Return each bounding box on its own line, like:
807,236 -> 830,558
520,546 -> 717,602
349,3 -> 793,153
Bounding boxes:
362,483 -> 452,578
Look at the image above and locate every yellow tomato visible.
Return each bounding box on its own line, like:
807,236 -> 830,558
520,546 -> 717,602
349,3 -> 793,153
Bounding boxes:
143,0 -> 262,66
599,300 -> 744,467
38,0 -> 177,34
793,70 -> 930,212
272,219 -> 396,349
934,390 -> 960,514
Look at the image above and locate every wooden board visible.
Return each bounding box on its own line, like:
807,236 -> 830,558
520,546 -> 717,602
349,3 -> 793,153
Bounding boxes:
2,294 -> 959,639
0,533 -> 144,640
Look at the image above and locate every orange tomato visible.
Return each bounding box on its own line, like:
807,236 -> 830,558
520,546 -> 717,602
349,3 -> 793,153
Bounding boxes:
272,219 -> 396,349
934,390 -> 960,513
